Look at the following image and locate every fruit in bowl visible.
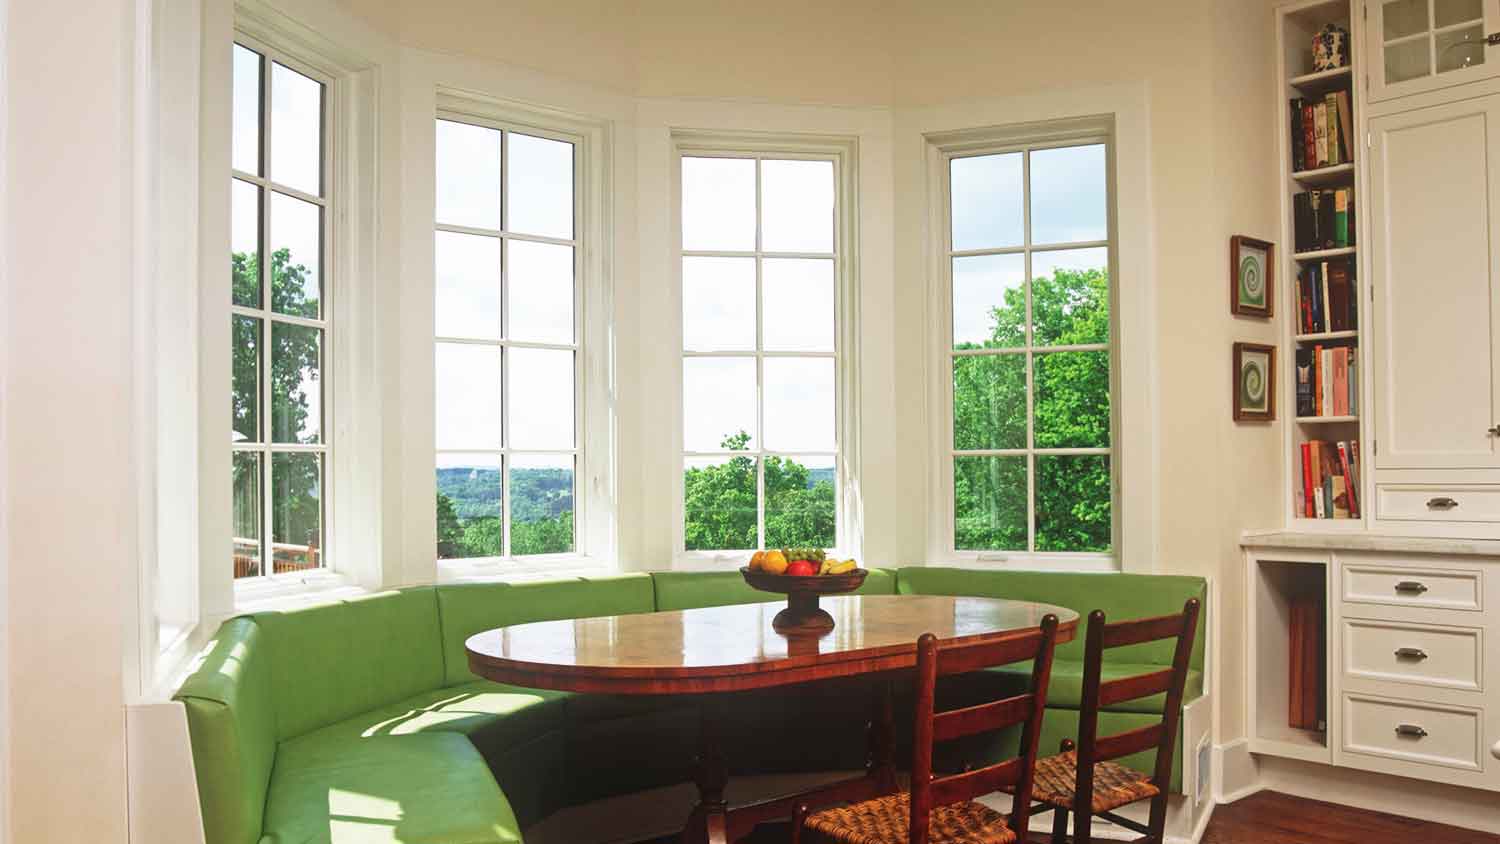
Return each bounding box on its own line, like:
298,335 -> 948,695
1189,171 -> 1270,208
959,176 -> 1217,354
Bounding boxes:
747,548 -> 858,576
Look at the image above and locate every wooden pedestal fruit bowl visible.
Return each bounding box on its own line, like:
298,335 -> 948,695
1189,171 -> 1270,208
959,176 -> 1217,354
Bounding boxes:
739,566 -> 869,635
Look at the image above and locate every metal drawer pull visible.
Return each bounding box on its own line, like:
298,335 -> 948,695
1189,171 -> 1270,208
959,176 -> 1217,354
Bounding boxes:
1395,724 -> 1429,738
1426,496 -> 1459,510
1394,581 -> 1429,594
1394,647 -> 1428,660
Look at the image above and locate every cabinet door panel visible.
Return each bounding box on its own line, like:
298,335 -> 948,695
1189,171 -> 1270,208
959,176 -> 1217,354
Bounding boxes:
1370,96 -> 1500,469
1366,0 -> 1500,102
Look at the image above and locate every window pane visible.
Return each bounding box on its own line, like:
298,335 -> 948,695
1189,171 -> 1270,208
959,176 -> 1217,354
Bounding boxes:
1030,144 -> 1107,245
269,191 -> 321,318
683,357 -> 757,451
950,152 -> 1023,251
1436,25 -> 1485,73
763,258 -> 834,352
232,179 -> 261,307
435,231 -> 501,340
436,453 -> 502,559
508,133 -> 574,240
436,119 -> 501,230
1384,0 -> 1429,40
1036,455 -> 1111,552
765,454 -> 836,548
1385,35 -> 1432,82
1032,247 -> 1109,346
952,354 -> 1026,450
232,44 -> 262,176
270,323 -> 322,444
684,455 -> 758,550
954,455 -> 1027,551
764,357 -> 835,452
1034,351 -> 1110,448
682,157 -> 756,251
683,256 -> 756,351
271,451 -> 322,573
508,348 -> 575,450
1436,0 -> 1482,27
232,315 -> 261,443
232,451 -> 262,578
952,254 -> 1025,349
269,62 -> 322,196
511,454 -> 575,556
435,342 -> 502,450
508,240 -> 574,344
761,159 -> 834,253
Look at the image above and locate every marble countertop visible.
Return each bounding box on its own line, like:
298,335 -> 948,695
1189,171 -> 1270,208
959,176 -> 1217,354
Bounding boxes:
1241,529 -> 1500,557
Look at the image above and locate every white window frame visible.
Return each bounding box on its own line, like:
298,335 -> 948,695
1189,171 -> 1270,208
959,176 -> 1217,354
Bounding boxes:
927,117 -> 1123,571
671,131 -> 861,568
431,90 -> 615,581
230,32 -> 336,586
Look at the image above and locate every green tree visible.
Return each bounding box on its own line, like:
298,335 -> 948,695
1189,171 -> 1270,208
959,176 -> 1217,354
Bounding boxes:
952,266 -> 1111,553
683,432 -> 836,551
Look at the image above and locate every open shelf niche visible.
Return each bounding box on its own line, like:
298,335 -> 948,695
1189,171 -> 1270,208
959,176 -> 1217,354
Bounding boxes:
1248,555 -> 1331,763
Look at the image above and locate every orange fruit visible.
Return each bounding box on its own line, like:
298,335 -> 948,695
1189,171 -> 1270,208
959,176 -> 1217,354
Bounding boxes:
748,550 -> 767,571
763,550 -> 789,574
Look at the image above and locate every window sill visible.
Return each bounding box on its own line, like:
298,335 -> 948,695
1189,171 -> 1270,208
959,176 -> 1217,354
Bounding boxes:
436,554 -> 618,583
922,553 -> 1121,573
233,569 -> 367,613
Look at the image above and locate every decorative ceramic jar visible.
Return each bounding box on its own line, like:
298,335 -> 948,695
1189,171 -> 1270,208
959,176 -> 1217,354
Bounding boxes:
1313,23 -> 1350,71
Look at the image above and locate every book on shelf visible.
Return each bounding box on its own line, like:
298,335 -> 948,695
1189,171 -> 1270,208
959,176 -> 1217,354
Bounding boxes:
1288,597 -> 1325,731
1297,343 -> 1357,418
1296,259 -> 1357,334
1290,88 -> 1352,172
1298,438 -> 1361,519
1294,188 -> 1356,252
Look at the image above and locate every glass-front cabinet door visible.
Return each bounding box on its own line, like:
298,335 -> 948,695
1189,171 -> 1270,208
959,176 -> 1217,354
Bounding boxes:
1367,0 -> 1500,101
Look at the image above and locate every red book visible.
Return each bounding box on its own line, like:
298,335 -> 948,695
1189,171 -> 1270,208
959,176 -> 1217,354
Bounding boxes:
1302,103 -> 1317,170
1301,442 -> 1315,518
1338,441 -> 1360,518
1332,348 -> 1348,417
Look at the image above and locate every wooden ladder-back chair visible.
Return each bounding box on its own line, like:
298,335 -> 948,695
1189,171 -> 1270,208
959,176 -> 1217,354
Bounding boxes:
1026,598 -> 1201,844
791,614 -> 1061,844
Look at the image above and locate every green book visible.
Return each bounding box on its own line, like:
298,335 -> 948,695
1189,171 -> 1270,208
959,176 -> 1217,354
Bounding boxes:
1333,189 -> 1349,248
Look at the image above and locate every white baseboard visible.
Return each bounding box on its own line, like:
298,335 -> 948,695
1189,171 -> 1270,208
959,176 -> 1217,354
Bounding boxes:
1212,739 -> 1261,804
1257,756 -> 1500,835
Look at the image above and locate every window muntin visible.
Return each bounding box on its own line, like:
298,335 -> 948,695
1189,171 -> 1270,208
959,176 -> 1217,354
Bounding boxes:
231,40 -> 330,580
946,140 -> 1114,556
433,117 -> 580,562
679,154 -> 840,552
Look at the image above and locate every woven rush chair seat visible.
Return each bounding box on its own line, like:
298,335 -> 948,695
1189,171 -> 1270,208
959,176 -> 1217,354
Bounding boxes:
805,793 -> 1018,844
1030,751 -> 1160,813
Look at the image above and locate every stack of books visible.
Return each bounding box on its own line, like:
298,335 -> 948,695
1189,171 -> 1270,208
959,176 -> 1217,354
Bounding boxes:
1296,259 -> 1356,334
1298,439 -> 1361,519
1296,345 -> 1358,417
1290,88 -> 1353,172
1293,188 -> 1355,252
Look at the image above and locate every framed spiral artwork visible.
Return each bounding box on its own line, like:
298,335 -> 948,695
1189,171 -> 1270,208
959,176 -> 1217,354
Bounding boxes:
1233,342 -> 1277,422
1230,235 -> 1275,318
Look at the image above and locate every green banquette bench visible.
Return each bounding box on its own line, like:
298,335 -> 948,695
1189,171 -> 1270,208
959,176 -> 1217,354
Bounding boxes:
175,568 -> 1205,844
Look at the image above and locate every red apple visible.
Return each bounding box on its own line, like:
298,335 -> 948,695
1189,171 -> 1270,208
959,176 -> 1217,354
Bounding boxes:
785,560 -> 816,577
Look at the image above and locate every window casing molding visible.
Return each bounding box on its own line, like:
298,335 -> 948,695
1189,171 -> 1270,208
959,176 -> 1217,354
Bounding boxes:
922,110 -> 1155,573
670,130 -> 863,569
430,89 -> 616,582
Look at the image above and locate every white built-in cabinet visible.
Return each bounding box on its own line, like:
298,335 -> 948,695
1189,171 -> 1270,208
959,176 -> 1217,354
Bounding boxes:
1365,0 -> 1500,102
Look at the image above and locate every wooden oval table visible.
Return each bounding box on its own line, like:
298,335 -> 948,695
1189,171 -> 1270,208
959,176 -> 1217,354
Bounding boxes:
467,594 -> 1078,844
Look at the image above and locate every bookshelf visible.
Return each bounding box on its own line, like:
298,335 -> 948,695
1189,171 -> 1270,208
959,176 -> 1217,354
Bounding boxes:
1276,0 -> 1367,529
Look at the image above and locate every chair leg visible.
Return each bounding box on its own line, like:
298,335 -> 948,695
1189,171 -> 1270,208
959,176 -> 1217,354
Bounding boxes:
1050,805 -> 1069,844
1072,808 -> 1092,844
1144,793 -> 1168,844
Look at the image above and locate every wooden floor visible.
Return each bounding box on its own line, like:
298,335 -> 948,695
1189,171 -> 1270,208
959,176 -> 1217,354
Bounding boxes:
639,790 -> 1500,844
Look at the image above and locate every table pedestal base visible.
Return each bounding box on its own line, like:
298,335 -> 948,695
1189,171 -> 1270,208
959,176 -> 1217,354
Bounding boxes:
680,679 -> 899,844
771,593 -> 835,635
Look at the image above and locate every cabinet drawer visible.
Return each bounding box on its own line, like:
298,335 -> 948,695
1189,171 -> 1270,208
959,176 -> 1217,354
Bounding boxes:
1342,693 -> 1483,772
1342,563 -> 1483,612
1376,484 -> 1500,523
1343,619 -> 1482,692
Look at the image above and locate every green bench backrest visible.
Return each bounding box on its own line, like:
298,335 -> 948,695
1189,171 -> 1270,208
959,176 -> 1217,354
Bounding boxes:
651,568 -> 898,611
435,573 -> 656,686
895,567 -> 1206,670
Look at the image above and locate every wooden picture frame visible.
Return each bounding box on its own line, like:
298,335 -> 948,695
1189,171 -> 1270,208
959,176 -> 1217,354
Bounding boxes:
1233,342 -> 1277,422
1230,235 -> 1276,318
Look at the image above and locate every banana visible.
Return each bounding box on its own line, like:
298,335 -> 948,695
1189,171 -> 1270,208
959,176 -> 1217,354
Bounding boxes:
827,560 -> 857,575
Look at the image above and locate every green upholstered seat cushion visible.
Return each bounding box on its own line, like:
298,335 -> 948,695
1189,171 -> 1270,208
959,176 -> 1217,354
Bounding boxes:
292,680 -> 572,761
174,617 -> 277,844
253,589 -> 446,741
651,567 -> 898,611
261,731 -> 521,844
896,567 -> 1206,671
435,574 -> 657,686
981,661 -> 1205,714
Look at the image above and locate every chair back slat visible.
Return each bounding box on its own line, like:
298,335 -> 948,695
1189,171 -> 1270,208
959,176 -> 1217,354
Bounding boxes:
1093,722 -> 1164,762
909,615 -> 1061,844
932,693 -> 1035,743
1100,612 -> 1191,649
1097,668 -> 1174,708
928,757 -> 1022,807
